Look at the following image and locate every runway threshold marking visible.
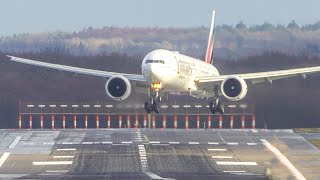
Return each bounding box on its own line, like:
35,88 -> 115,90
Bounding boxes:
56,148 -> 76,151
9,136 -> 22,149
216,161 -> 257,166
53,156 -> 74,159
0,152 -> 10,167
208,148 -> 227,151
212,156 -> 233,159
260,139 -> 306,180
33,161 -> 73,165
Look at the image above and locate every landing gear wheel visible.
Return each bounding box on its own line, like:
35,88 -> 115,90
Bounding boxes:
209,98 -> 224,114
153,103 -> 160,114
144,102 -> 151,114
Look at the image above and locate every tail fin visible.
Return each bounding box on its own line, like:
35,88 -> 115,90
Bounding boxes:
205,11 -> 216,64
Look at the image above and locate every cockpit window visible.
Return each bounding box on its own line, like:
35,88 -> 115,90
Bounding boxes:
145,60 -> 165,64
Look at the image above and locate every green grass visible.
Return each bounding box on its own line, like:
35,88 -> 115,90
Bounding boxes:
309,139 -> 320,149
293,128 -> 320,133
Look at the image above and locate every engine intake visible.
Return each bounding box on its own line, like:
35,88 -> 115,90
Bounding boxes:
221,76 -> 247,101
105,75 -> 132,101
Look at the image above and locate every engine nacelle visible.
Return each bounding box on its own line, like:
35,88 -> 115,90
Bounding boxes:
221,76 -> 248,101
105,75 -> 132,101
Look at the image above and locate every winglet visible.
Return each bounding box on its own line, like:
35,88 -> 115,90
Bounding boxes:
205,10 -> 216,65
6,55 -> 13,60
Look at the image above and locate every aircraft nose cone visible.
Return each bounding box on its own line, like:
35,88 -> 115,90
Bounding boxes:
149,64 -> 163,81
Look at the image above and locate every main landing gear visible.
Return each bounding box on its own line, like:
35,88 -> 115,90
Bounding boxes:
145,82 -> 162,114
209,98 -> 224,114
209,85 -> 224,114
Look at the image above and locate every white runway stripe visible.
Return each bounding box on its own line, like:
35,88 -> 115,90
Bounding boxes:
260,139 -> 306,180
169,142 -> 180,144
208,148 -> 227,151
189,142 -> 199,145
216,161 -> 257,166
57,148 -> 76,151
9,136 -> 22,149
149,141 -> 160,144
102,141 -> 112,144
208,142 -> 219,145
247,143 -> 257,145
33,161 -> 73,165
62,142 -> 73,145
212,156 -> 233,159
53,156 -> 74,159
82,142 -> 93,144
223,170 -> 246,173
227,142 -> 239,145
122,141 -> 132,144
0,152 -> 10,167
46,170 -> 69,173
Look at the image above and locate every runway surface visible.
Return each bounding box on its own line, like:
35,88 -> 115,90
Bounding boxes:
0,129 -> 318,179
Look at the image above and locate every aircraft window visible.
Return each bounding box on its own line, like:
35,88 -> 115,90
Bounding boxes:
146,60 -> 153,64
145,60 -> 165,64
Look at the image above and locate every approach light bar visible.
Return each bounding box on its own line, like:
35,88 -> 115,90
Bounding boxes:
49,105 -> 56,108
94,105 -> 101,108
72,105 -> 79,108
38,105 -> 45,108
239,104 -> 248,109
83,105 -> 90,108
27,105 -> 34,108
228,104 -> 237,108
160,105 -> 168,109
172,105 -> 179,108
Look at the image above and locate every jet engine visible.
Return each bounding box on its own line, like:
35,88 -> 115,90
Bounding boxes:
220,76 -> 248,101
105,75 -> 132,101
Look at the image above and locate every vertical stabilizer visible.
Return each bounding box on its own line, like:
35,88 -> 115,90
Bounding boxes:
205,11 -> 216,64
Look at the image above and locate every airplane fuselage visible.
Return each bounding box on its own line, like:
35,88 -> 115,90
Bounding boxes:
141,49 -> 219,97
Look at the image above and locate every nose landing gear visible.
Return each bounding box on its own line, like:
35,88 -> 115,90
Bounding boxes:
144,82 -> 162,114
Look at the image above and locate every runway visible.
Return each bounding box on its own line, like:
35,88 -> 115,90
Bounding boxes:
0,129 -> 318,179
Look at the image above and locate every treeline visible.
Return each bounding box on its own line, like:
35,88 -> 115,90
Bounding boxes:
1,50 -> 320,129
1,21 -> 320,60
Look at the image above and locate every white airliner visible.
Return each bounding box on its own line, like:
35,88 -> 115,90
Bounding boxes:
6,11 -> 320,114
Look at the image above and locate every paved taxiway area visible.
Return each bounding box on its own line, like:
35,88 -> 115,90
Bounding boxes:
0,129 -> 318,179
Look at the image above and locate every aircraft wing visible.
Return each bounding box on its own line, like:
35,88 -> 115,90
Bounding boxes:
195,66 -> 320,88
6,55 -> 146,82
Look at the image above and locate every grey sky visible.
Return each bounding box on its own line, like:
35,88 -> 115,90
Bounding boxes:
1,0 -> 319,36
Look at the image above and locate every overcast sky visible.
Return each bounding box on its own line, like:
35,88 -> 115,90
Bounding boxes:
1,0 -> 319,36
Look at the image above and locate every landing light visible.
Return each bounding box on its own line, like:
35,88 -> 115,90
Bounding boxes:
151,82 -> 162,90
